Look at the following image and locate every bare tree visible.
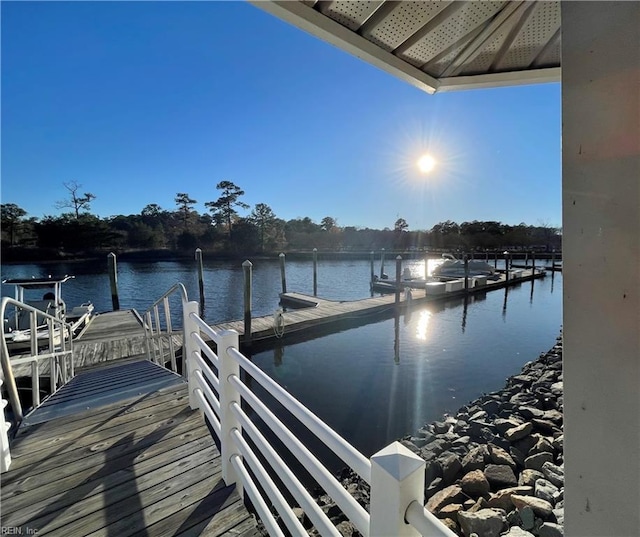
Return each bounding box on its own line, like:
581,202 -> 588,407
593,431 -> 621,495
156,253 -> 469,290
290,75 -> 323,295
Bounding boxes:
55,181 -> 96,218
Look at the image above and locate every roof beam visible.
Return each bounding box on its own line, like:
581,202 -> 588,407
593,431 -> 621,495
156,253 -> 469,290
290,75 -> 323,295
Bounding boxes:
437,67 -> 560,92
250,0 -> 441,94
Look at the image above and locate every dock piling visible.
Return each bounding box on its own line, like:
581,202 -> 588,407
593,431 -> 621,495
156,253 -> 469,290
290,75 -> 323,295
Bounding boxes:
279,253 -> 287,294
395,256 -> 402,303
464,255 -> 470,292
370,251 -> 375,283
195,248 -> 205,312
313,248 -> 318,296
243,260 -> 253,346
107,252 -> 120,311
380,249 -> 386,277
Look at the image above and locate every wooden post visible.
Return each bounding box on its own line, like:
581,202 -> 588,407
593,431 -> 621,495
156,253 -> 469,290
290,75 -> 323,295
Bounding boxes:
107,252 -> 120,311
312,248 -> 318,296
279,253 -> 287,294
464,255 -> 470,292
395,256 -> 402,303
551,249 -> 556,269
380,248 -> 386,277
195,248 -> 205,312
494,252 -> 498,269
370,251 -> 375,283
525,251 -> 529,267
243,260 -> 253,346
531,251 -> 536,274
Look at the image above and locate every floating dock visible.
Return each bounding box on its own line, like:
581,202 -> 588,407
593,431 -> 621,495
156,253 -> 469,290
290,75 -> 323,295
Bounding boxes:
211,269 -> 544,347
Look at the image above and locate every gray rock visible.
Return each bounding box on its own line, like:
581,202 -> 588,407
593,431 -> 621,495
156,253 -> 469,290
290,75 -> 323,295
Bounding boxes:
511,494 -> 554,519
538,522 -> 564,537
530,437 -> 555,455
439,453 -> 463,484
535,478 -> 559,504
335,521 -> 357,537
487,486 -> 533,511
461,469 -> 491,497
519,469 -> 545,487
458,508 -> 507,537
524,452 -> 554,471
531,419 -> 559,435
462,445 -> 490,472
505,422 -> 534,442
541,462 -> 564,488
426,484 -> 464,513
519,406 -> 546,419
437,503 -> 463,520
510,446 -> 527,468
504,527 -> 535,537
520,506 -> 536,530
494,418 -> 522,435
400,439 -> 420,453
552,508 -> 565,525
488,444 -> 516,468
484,464 -> 518,489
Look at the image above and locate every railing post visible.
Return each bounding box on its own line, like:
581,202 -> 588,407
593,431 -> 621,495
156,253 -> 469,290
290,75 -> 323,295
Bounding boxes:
218,330 -> 242,489
0,379 -> 11,473
370,441 -> 425,537
182,300 -> 200,409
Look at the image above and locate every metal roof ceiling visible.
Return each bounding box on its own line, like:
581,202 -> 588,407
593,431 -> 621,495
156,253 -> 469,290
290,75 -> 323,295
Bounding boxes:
251,0 -> 561,94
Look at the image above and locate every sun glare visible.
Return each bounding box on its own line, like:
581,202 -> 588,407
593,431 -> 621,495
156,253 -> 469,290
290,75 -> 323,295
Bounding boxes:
417,154 -> 436,174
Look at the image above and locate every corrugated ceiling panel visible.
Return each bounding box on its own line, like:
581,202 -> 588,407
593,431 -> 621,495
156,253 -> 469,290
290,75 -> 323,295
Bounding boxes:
398,1 -> 505,67
533,33 -> 561,68
365,1 -> 452,52
494,1 -> 561,70
319,1 -> 385,32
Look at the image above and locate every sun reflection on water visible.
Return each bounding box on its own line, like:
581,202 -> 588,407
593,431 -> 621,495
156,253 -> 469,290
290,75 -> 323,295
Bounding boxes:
416,309 -> 432,341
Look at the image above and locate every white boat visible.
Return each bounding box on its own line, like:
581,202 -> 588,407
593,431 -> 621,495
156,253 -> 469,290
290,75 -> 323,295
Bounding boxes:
3,276 -> 94,351
431,253 -> 499,280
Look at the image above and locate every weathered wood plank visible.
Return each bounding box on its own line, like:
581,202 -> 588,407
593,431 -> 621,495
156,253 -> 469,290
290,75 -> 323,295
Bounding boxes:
2,365 -> 256,537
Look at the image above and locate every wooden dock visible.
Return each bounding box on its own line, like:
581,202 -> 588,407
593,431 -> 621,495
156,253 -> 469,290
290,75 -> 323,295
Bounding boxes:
211,269 -> 544,346
2,359 -> 259,536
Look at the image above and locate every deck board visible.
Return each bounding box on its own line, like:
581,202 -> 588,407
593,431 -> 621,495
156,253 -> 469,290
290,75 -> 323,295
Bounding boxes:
2,361 -> 257,536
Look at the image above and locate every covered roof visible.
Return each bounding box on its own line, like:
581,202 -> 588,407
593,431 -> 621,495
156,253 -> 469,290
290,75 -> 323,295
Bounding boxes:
251,0 -> 560,94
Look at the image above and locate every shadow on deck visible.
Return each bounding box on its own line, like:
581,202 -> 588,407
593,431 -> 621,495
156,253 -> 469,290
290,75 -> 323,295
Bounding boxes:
2,360 -> 259,536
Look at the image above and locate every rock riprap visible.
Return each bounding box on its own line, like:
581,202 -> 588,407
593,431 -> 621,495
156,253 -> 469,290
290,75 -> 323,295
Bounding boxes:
335,335 -> 564,537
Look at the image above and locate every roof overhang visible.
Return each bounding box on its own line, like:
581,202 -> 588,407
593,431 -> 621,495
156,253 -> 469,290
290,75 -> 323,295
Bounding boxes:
251,0 -> 561,94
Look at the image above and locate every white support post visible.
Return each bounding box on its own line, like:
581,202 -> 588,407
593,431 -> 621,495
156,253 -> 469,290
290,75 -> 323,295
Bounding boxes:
1,380 -> 11,473
370,441 -> 425,537
218,330 -> 242,491
182,300 -> 200,410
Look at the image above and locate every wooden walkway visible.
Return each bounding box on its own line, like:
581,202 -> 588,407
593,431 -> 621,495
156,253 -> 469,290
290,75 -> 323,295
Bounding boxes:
1,360 -> 259,537
211,269 -> 544,345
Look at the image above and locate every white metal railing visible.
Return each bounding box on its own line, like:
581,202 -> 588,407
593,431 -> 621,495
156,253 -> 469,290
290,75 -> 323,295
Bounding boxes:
1,378 -> 11,473
182,297 -> 457,537
142,283 -> 188,374
1,297 -> 74,427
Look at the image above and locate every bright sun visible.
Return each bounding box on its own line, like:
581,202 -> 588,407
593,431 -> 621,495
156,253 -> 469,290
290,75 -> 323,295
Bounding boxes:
417,154 -> 436,174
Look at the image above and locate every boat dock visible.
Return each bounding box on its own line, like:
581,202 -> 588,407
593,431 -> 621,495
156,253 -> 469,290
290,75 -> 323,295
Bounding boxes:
212,269 -> 544,346
1,358 -> 259,536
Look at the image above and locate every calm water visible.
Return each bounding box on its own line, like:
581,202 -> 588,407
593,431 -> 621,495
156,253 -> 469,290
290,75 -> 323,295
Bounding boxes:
1,257 -> 562,457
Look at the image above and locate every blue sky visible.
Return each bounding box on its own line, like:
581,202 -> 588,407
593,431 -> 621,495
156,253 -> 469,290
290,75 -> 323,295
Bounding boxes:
1,1 -> 561,231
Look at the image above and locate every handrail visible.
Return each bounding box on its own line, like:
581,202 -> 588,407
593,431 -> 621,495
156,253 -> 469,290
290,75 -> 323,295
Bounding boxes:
182,295 -> 455,537
142,283 -> 187,374
1,296 -> 74,424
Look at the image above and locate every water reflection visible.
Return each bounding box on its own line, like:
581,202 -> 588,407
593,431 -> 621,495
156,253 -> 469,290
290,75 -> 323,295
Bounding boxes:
415,310 -> 431,341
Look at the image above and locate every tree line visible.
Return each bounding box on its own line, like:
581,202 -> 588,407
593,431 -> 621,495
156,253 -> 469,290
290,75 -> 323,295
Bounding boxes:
1,180 -> 561,258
